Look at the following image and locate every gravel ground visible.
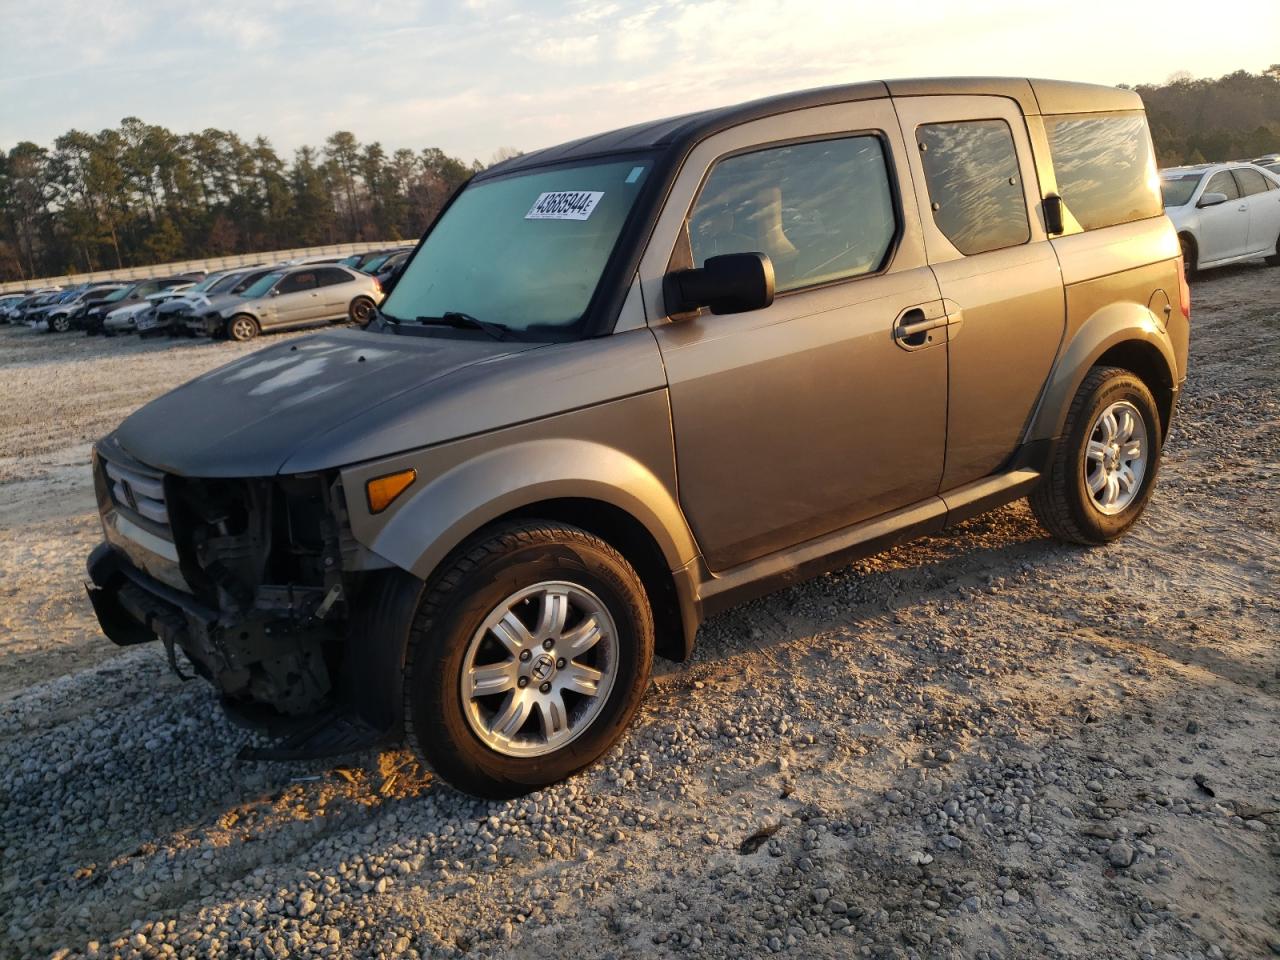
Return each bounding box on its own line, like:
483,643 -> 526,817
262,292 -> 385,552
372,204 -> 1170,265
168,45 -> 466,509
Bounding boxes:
1,266 -> 1278,960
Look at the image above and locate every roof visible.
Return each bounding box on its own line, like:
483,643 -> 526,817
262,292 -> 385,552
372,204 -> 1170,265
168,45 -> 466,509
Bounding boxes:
479,77 -> 1143,180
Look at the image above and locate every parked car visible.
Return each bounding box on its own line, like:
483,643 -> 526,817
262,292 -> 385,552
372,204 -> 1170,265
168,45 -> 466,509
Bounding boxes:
207,264 -> 382,341
86,77 -> 1188,798
1160,162 -> 1280,273
176,267 -> 283,338
137,269 -> 262,337
104,284 -> 196,334
79,276 -> 198,334
45,283 -> 129,332
373,250 -> 411,290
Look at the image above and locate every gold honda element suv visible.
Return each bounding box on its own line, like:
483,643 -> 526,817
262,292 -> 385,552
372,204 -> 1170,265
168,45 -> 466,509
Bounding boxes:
87,77 -> 1189,796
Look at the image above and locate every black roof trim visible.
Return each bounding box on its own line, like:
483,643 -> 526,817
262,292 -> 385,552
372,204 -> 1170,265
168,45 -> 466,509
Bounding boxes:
475,81 -> 889,180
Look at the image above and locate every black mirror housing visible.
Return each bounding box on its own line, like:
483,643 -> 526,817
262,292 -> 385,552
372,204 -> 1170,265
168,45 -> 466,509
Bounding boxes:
664,252 -> 775,317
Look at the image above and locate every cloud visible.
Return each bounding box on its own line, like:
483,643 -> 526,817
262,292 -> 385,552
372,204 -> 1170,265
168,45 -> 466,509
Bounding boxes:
527,33 -> 601,65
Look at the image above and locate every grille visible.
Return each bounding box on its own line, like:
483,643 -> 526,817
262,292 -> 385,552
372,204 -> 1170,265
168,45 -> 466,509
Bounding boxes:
103,455 -> 170,529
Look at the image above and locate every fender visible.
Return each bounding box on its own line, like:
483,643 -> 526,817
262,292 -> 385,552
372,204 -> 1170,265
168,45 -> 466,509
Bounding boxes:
1028,300 -> 1178,443
340,390 -> 699,585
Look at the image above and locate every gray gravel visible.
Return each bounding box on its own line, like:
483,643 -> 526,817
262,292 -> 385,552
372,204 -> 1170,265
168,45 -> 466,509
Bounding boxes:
1,264 -> 1278,959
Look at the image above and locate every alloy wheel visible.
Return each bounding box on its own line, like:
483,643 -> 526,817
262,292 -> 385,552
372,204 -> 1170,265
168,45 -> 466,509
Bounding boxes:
460,581 -> 618,758
1084,399 -> 1148,515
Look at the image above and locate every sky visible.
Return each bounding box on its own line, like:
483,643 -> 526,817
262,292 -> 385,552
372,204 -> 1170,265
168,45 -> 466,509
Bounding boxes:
2,0 -> 1277,163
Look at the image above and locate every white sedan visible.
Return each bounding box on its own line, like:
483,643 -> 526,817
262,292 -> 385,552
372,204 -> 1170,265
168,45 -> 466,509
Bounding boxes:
104,285 -> 194,333
1161,162 -> 1280,274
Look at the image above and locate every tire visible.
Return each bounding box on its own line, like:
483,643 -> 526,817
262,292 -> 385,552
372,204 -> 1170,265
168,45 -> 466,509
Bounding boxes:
226,314 -> 260,342
1266,230 -> 1280,267
1178,234 -> 1200,279
51,314 -> 70,333
403,521 -> 654,798
347,296 -> 375,327
1030,366 -> 1163,545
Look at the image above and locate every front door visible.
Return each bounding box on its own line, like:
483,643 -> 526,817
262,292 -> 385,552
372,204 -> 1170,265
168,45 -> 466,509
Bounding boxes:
1197,170 -> 1249,263
640,99 -> 948,572
892,95 -> 1065,491
270,271 -> 322,327
1233,166 -> 1280,257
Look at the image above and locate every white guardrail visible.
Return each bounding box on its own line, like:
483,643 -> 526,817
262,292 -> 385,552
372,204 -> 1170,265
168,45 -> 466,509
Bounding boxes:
0,241 -> 413,294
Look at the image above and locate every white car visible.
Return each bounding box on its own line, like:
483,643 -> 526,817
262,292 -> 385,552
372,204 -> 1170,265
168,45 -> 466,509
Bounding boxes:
104,285 -> 194,333
1161,162 -> 1280,274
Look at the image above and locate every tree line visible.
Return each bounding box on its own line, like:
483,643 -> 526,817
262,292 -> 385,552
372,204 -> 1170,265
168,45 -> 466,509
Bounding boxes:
1133,65 -> 1280,166
0,121 -> 505,282
4,67 -> 1278,282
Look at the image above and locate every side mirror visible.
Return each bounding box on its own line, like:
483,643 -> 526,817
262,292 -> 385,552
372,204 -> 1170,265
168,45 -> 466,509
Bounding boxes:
664,252 -> 775,317
1197,192 -> 1228,208
269,288 -> 281,297
1043,194 -> 1065,235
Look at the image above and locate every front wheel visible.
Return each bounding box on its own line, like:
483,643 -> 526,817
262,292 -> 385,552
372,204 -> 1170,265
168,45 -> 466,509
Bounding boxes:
51,314 -> 71,333
226,314 -> 260,342
403,522 -> 654,798
1030,366 -> 1163,545
347,296 -> 375,327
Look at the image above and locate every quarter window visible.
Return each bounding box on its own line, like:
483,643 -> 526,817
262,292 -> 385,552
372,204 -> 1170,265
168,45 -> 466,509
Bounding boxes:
1232,168 -> 1270,197
1205,171 -> 1241,201
688,135 -> 897,293
1044,114 -> 1162,231
917,120 -> 1030,255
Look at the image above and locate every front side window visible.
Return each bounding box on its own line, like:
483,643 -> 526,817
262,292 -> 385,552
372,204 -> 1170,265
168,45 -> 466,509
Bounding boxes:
316,268 -> 354,287
383,155 -> 653,335
1233,168 -> 1270,197
1205,171 -> 1241,201
277,272 -> 317,295
1044,113 -> 1162,231
1160,174 -> 1202,208
688,135 -> 897,292
242,272 -> 283,299
918,120 -> 1030,255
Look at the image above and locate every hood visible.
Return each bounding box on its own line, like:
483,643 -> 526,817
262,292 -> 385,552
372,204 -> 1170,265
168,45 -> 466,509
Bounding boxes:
108,301 -> 151,319
112,328 -> 544,477
111,325 -> 669,479
203,291 -> 249,315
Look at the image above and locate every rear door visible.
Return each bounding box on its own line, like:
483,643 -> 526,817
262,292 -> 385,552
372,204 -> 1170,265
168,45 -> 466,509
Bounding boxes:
639,98 -> 948,572
1233,167 -> 1280,256
893,95 -> 1064,490
1197,170 -> 1249,263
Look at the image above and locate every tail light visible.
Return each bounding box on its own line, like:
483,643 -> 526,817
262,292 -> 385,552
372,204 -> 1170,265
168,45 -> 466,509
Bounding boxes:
1176,254 -> 1191,321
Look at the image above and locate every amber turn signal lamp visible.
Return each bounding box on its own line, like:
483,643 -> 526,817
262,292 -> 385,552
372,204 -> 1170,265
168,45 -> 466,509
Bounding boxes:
366,468 -> 417,513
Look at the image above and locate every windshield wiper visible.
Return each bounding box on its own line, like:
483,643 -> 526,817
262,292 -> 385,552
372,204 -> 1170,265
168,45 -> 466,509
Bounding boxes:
412,311 -> 511,341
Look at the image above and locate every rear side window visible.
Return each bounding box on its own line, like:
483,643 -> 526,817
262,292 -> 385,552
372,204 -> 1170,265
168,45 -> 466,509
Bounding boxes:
1044,113 -> 1161,231
917,120 -> 1029,256
1233,168 -> 1271,197
689,135 -> 897,293
1205,171 -> 1241,201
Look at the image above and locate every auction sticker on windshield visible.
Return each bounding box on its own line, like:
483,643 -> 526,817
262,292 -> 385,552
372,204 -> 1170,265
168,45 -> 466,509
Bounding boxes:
526,191 -> 604,221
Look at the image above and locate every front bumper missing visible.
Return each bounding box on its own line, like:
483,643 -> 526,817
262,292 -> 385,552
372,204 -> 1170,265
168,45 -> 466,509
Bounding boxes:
86,542 -> 337,719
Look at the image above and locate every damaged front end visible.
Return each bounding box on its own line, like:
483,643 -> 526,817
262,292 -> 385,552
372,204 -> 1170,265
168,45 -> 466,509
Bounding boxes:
86,436 -> 376,728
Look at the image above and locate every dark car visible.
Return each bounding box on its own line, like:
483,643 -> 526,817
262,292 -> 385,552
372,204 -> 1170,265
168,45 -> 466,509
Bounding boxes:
78,276 -> 200,335
46,283 -> 129,332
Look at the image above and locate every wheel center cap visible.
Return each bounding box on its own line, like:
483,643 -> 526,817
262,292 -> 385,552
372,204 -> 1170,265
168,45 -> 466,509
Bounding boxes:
530,653 -> 557,683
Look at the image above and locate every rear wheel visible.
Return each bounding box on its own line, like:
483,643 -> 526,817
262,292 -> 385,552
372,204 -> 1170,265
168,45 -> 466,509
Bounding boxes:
348,296 -> 375,326
1266,229 -> 1280,266
226,314 -> 259,342
403,521 -> 654,798
1030,366 -> 1162,545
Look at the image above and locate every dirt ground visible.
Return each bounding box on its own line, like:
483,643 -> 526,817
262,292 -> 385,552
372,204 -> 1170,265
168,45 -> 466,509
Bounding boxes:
0,265 -> 1277,960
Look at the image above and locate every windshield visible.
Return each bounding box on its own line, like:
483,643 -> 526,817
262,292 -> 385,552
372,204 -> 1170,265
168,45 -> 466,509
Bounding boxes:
383,155 -> 653,335
242,272 -> 283,299
189,273 -> 223,293
1160,174 -> 1202,208
104,285 -> 134,302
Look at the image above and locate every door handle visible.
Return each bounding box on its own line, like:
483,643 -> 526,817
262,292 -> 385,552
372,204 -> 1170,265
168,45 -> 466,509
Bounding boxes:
1237,204 -> 1248,212
894,303 -> 953,350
